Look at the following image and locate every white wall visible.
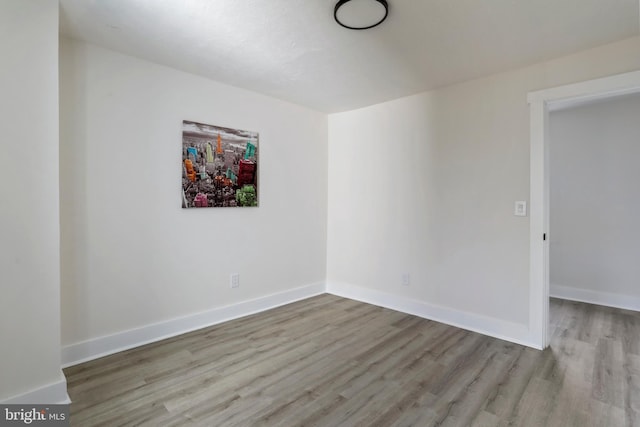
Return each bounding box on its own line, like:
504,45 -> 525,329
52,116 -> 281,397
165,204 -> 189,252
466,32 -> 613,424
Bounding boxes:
0,0 -> 66,402
59,39 -> 327,361
550,93 -> 640,309
327,36 -> 640,346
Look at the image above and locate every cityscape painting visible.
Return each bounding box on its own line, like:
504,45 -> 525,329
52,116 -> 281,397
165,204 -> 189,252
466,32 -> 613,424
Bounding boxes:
182,120 -> 258,208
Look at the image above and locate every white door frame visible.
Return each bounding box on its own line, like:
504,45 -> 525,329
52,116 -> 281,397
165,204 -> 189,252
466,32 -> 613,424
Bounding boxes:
528,70 -> 640,349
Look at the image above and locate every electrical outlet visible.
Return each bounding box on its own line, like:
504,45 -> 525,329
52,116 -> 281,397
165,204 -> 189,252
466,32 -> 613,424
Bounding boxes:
230,273 -> 240,288
514,201 -> 527,217
402,273 -> 410,286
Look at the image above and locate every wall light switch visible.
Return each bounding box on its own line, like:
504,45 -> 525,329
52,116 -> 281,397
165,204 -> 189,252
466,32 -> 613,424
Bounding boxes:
514,201 -> 527,217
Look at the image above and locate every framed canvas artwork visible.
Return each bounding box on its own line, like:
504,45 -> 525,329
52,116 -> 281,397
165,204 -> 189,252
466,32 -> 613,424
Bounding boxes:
182,120 -> 258,208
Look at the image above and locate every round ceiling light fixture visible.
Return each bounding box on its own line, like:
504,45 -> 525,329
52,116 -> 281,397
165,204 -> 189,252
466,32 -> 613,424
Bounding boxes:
334,0 -> 389,30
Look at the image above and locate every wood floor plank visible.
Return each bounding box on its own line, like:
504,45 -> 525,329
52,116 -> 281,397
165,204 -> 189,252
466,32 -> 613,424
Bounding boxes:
65,295 -> 640,426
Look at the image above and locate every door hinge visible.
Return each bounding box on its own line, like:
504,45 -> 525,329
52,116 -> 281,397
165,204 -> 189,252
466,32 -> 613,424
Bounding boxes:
543,233 -> 546,241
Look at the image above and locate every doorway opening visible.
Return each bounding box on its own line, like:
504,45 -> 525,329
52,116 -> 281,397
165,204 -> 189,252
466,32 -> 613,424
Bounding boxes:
527,70 -> 640,349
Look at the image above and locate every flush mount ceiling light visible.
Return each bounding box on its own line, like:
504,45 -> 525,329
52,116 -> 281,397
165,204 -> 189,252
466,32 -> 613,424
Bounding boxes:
334,0 -> 389,30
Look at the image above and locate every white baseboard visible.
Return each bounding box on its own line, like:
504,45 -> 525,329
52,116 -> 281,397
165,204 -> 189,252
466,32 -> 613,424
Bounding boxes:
326,281 -> 538,349
62,282 -> 325,367
551,283 -> 640,312
62,280 -> 541,367
2,372 -> 69,404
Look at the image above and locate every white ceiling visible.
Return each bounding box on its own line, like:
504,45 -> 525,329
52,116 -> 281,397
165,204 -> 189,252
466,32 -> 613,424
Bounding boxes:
59,0 -> 640,113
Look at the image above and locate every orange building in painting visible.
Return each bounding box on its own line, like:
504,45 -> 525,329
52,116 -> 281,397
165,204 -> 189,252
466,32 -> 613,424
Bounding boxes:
184,159 -> 196,182
216,134 -> 223,154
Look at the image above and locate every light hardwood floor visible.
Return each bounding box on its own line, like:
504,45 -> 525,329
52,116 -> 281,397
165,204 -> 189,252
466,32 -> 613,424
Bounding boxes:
64,295 -> 640,426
